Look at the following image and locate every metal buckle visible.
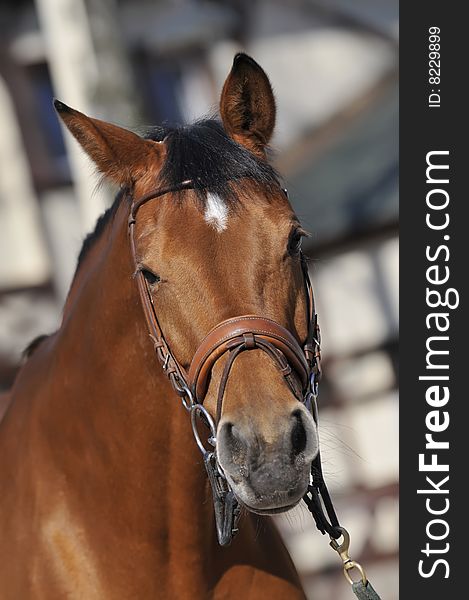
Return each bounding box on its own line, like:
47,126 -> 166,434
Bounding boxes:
310,371 -> 319,397
304,391 -> 318,423
303,372 -> 319,421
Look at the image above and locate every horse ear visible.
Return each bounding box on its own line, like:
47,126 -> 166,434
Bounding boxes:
54,100 -> 162,186
220,53 -> 276,157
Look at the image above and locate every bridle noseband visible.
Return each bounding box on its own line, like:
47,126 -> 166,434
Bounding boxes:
127,181 -> 340,547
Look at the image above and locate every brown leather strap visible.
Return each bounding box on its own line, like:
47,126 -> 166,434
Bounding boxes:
216,344 -> 245,424
128,185 -> 193,406
188,315 -> 309,403
128,180 -> 193,226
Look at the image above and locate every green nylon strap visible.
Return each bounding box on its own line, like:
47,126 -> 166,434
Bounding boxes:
352,580 -> 381,600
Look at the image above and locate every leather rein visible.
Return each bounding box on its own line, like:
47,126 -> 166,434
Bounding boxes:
127,181 -> 341,546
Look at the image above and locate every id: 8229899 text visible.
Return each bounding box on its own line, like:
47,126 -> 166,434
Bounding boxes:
428,26 -> 441,108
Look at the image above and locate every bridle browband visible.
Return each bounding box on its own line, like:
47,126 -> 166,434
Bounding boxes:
127,181 -> 341,546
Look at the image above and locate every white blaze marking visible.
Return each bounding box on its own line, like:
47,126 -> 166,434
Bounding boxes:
204,192 -> 228,232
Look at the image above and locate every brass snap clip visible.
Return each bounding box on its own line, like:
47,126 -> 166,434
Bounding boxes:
329,527 -> 367,586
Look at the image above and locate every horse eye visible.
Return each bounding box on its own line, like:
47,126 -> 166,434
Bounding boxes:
288,230 -> 303,256
141,268 -> 160,285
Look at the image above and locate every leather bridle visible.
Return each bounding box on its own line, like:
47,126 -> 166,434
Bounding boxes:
127,181 -> 341,546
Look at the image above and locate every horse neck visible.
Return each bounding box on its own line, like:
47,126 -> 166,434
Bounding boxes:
48,198 -> 211,550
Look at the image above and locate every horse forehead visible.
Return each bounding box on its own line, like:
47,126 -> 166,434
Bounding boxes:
137,189 -> 293,243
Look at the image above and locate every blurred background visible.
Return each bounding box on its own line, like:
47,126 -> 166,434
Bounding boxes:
0,0 -> 398,598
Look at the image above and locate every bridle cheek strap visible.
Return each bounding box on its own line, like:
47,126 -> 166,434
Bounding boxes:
188,315 -> 310,411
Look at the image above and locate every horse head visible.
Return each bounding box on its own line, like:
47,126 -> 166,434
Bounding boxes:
55,53 -> 319,518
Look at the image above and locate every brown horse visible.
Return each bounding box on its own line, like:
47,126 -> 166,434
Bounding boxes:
0,54 -> 319,599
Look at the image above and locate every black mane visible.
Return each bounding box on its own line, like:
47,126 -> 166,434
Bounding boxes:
75,118 -> 279,271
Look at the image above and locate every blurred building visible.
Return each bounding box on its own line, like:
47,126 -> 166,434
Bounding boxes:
0,1 -> 398,598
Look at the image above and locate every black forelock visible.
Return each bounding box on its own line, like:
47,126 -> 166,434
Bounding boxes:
145,118 -> 279,202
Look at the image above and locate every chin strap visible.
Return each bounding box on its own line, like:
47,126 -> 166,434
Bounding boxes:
304,451 -> 341,539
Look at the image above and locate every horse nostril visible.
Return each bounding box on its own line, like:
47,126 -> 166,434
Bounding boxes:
217,422 -> 247,472
291,409 -> 307,455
